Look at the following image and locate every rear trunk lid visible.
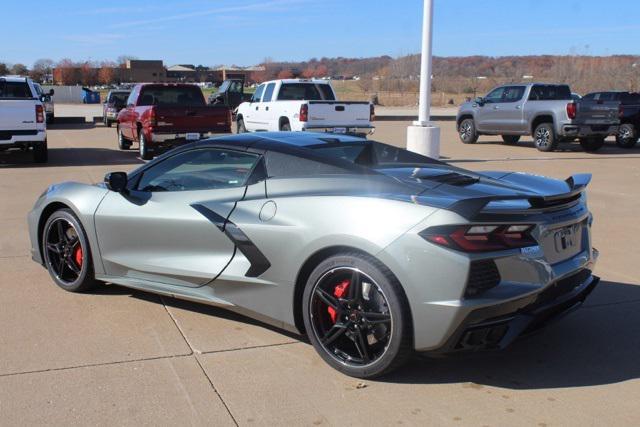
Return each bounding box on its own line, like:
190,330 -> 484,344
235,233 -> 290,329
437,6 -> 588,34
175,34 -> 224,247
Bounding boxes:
574,100 -> 619,125
154,105 -> 231,133
306,101 -> 372,128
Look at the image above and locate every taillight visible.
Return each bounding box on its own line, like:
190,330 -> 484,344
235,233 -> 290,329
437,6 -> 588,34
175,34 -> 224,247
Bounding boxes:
299,104 -> 308,122
420,224 -> 536,252
148,107 -> 157,126
370,104 -> 375,122
566,102 -> 576,120
36,105 -> 45,123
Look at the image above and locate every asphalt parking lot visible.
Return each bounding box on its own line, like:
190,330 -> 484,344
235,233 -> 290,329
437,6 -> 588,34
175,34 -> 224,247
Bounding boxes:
1,120 -> 639,426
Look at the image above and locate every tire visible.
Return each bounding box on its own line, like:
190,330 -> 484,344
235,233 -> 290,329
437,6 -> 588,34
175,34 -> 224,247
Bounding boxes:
458,118 -> 478,144
281,122 -> 291,132
33,140 -> 48,163
139,131 -> 153,160
302,252 -> 412,379
580,137 -> 605,152
533,122 -> 557,152
117,126 -> 131,150
106,118 -> 112,128
616,123 -> 637,148
237,117 -> 247,133
47,114 -> 55,124
42,208 -> 99,293
501,135 -> 520,144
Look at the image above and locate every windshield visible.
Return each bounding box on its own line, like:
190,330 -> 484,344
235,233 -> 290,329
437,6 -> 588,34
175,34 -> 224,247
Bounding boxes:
138,86 -> 205,107
109,92 -> 129,105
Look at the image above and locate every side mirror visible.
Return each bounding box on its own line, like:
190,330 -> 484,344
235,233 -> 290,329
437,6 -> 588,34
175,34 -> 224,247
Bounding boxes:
474,97 -> 484,105
104,172 -> 128,193
48,89 -> 55,96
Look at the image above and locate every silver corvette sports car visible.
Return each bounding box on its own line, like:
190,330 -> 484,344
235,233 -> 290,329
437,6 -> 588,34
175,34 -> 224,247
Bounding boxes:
28,132 -> 599,378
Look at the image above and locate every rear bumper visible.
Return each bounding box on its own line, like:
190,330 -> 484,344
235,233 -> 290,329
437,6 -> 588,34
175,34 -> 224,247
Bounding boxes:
561,124 -> 618,137
0,130 -> 47,147
150,131 -> 231,145
301,125 -> 375,136
427,268 -> 599,354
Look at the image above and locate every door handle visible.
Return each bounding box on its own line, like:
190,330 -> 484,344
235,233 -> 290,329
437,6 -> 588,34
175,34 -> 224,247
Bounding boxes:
493,106 -> 500,110
266,106 -> 269,111
255,106 -> 259,111
515,105 -> 522,109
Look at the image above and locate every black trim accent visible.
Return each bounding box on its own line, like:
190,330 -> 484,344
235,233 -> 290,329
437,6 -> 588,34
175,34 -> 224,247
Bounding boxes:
191,204 -> 271,277
0,130 -> 39,140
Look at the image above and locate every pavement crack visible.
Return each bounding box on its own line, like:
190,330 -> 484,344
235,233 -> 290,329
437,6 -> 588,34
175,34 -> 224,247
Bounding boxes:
160,296 -> 198,355
193,354 -> 239,427
199,341 -> 301,355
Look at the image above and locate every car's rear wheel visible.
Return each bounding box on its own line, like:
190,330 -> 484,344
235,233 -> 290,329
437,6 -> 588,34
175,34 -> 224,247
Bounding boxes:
281,122 -> 291,132
533,123 -> 557,152
42,209 -> 98,292
580,137 -> 605,152
139,131 -> 153,160
458,118 -> 478,144
501,135 -> 520,144
33,140 -> 48,163
302,252 -> 412,379
117,126 -> 131,150
237,117 -> 247,133
616,123 -> 637,148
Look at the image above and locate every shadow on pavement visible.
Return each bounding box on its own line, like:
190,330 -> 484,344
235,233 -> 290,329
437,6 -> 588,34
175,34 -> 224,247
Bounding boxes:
386,279 -> 640,389
475,137 -> 640,155
0,147 -> 143,168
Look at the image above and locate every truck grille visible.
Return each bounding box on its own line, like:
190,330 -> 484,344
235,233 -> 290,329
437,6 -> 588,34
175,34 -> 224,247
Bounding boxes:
466,260 -> 501,297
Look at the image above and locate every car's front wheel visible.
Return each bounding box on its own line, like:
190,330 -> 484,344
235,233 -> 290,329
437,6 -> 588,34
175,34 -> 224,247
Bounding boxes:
302,252 -> 412,379
237,117 -> 247,133
139,131 -> 153,160
458,118 -> 478,144
42,208 -> 98,292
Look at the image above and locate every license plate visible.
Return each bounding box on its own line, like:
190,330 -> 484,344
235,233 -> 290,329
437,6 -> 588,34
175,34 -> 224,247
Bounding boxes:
332,127 -> 347,134
553,224 -> 581,254
186,133 -> 200,141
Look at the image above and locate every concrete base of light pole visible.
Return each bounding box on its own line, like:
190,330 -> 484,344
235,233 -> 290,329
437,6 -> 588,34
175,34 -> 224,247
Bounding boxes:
407,122 -> 441,159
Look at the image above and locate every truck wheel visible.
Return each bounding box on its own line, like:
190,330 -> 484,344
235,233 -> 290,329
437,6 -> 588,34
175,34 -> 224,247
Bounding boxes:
33,140 -> 48,163
580,137 -> 605,152
117,127 -> 131,150
237,118 -> 247,133
616,124 -> 638,148
106,119 -> 112,128
501,135 -> 520,144
139,132 -> 153,160
533,123 -> 557,152
281,122 -> 291,132
458,119 -> 478,144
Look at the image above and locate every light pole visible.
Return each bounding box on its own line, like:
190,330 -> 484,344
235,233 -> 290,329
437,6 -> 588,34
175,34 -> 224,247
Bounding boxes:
407,0 -> 440,158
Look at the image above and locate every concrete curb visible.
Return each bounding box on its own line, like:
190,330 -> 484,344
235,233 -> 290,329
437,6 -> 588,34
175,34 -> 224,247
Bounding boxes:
375,115 -> 455,122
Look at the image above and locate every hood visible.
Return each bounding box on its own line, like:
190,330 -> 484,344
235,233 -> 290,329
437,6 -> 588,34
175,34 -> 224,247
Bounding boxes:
376,166 -> 590,219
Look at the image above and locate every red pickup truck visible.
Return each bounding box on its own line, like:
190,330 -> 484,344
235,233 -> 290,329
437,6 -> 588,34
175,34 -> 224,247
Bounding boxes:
116,83 -> 232,159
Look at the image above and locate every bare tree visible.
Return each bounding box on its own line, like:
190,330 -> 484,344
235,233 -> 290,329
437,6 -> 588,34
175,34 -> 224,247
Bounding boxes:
30,58 -> 54,82
11,63 -> 28,76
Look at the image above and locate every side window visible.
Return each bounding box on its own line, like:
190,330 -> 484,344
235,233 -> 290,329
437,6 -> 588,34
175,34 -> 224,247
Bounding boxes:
502,86 -> 525,103
136,148 -> 260,192
484,87 -> 505,103
262,83 -> 276,102
252,84 -> 265,103
528,85 -> 543,101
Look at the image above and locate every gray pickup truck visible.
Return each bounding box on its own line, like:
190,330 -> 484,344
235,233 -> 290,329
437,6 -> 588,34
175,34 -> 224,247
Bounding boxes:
456,83 -> 620,152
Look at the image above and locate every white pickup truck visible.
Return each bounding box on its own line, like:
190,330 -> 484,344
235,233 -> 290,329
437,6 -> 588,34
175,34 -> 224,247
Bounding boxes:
235,79 -> 374,136
0,76 -> 48,162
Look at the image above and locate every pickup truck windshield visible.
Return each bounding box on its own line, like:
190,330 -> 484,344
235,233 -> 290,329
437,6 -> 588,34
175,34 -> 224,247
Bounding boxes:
277,83 -> 336,101
0,81 -> 33,98
138,86 -> 205,107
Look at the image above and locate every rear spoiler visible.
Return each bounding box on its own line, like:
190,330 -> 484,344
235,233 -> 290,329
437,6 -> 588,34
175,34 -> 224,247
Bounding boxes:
446,174 -> 591,219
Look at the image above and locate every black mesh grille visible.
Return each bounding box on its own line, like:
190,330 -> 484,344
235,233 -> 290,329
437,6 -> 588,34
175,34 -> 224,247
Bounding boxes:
466,260 -> 501,297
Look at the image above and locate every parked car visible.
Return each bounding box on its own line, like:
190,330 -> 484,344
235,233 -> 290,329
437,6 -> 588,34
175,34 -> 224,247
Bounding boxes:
103,90 -> 130,127
235,79 -> 374,136
208,78 -> 252,111
457,83 -> 620,152
0,76 -> 48,162
583,91 -> 640,148
33,83 -> 55,123
116,83 -> 232,160
28,132 -> 599,378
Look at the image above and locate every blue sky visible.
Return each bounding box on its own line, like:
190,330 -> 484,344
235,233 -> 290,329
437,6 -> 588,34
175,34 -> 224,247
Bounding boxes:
2,0 -> 639,66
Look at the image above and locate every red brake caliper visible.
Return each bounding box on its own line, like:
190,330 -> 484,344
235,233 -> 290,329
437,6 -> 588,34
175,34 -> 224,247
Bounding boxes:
73,245 -> 83,267
328,279 -> 350,323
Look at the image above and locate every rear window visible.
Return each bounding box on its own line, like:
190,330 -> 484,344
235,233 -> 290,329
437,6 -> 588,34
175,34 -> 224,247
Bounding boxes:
278,83 -> 325,101
0,81 -> 33,98
138,86 -> 205,107
620,93 -> 640,104
317,84 -> 336,101
108,92 -> 130,105
528,85 -> 571,101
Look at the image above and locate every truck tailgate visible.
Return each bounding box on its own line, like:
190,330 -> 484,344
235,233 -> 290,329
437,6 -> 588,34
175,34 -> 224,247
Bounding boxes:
0,100 -> 37,130
307,101 -> 371,127
154,105 -> 230,133
575,100 -> 619,125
